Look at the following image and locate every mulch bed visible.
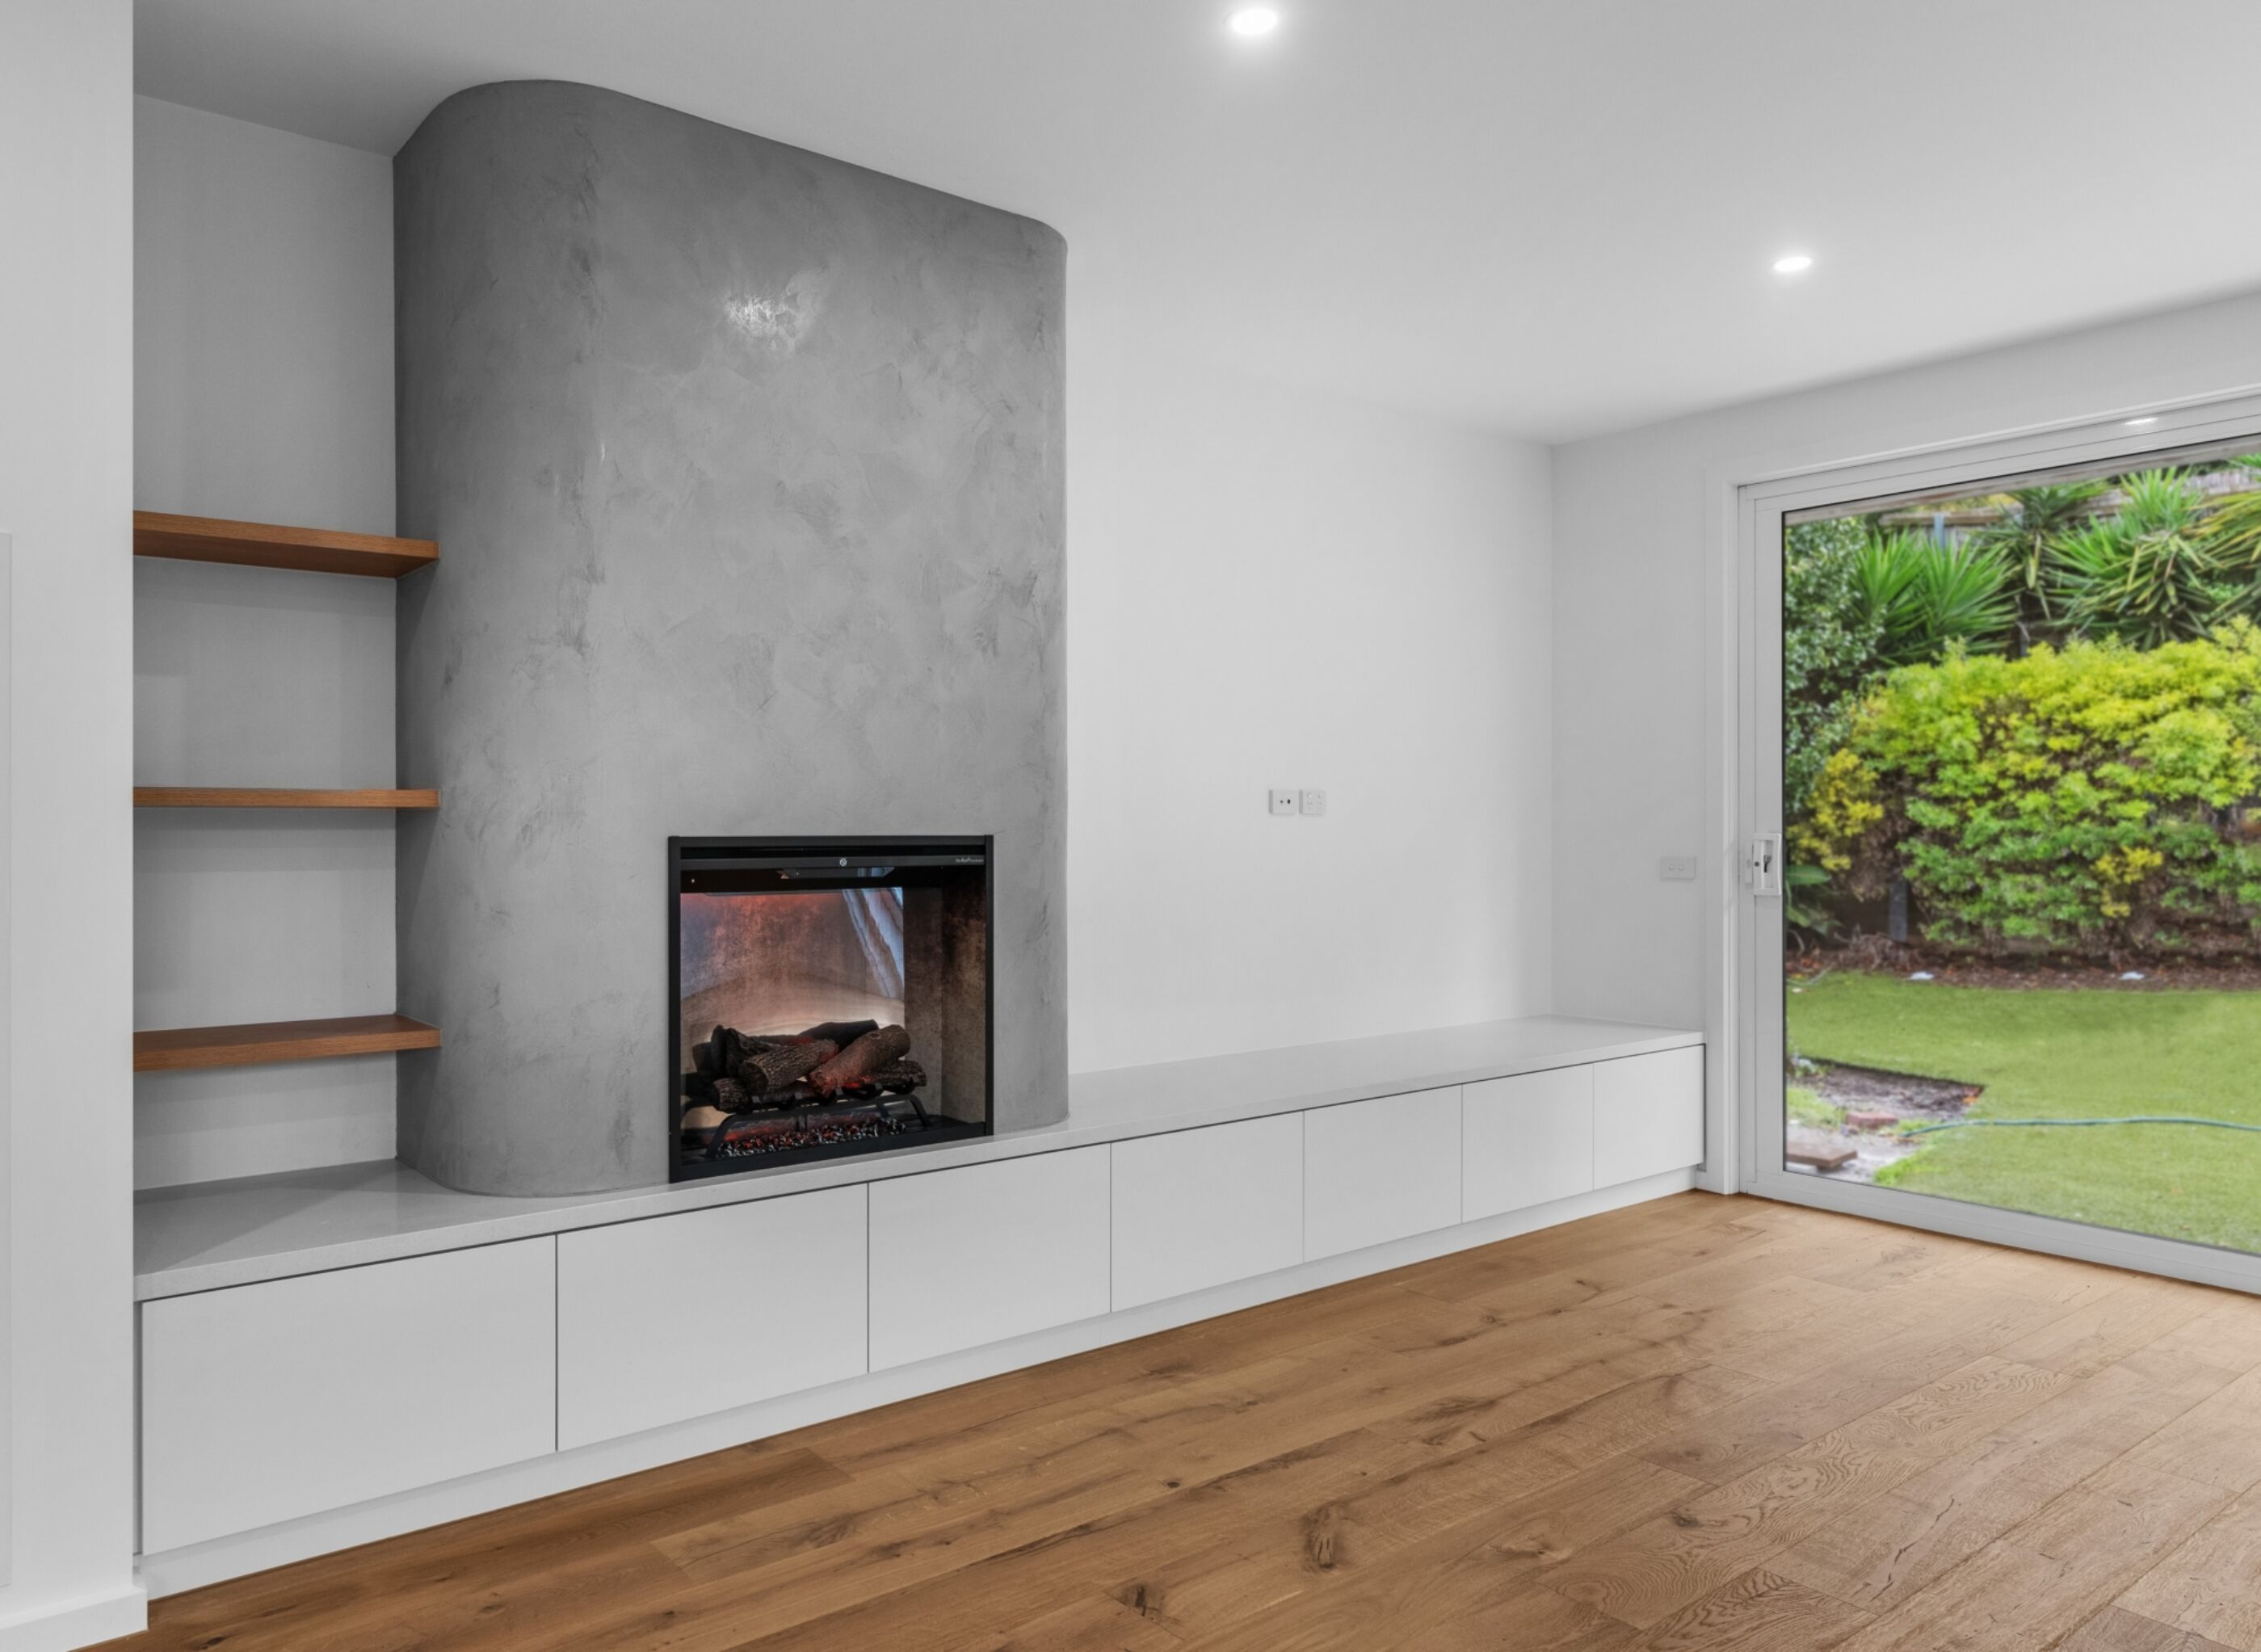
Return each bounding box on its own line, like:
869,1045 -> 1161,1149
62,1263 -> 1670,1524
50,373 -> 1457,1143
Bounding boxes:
1806,1061 -> 1976,1120
1789,941 -> 2261,992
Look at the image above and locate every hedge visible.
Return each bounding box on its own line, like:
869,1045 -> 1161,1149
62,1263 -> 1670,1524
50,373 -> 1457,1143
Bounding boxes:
1793,626 -> 2261,957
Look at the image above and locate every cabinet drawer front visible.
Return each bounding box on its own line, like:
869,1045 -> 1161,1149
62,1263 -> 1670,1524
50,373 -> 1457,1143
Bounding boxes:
1304,1087 -> 1462,1260
1592,1045 -> 1705,1187
557,1185 -> 868,1450
1462,1064 -> 1595,1221
141,1238 -> 557,1552
1112,1113 -> 1303,1310
868,1146 -> 1111,1369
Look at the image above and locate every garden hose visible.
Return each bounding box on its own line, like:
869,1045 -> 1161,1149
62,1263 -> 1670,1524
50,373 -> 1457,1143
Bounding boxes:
1897,1115 -> 2261,1137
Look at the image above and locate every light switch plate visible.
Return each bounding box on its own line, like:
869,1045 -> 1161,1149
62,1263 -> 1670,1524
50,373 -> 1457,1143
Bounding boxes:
1659,855 -> 1699,881
1269,789 -> 1299,815
1300,789 -> 1327,816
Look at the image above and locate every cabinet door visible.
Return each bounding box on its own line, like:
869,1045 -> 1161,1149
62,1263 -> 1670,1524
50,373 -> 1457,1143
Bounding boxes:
868,1146 -> 1112,1369
557,1185 -> 867,1450
141,1238 -> 557,1552
1592,1045 -> 1706,1186
1303,1087 -> 1462,1260
1112,1112 -> 1303,1310
1462,1064 -> 1595,1221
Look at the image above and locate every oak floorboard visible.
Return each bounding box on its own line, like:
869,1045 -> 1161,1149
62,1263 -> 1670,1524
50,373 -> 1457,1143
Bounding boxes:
129,1444 -> 852,1652
1107,1420 -> 1710,1642
1399,1214 -> 1782,1309
1831,1460 -> 2232,1652
1634,1287 -> 2073,1484
2063,1606 -> 2243,1652
2117,1490 -> 2261,1650
1795,1227 -> 1994,1294
1994,1277 -> 2218,1377
1920,1242 -> 2135,1309
100,1196 -> 2261,1652
1769,1346 -> 2240,1612
2118,1366 -> 2261,1494
1544,1356 -> 2074,1629
1158,1454 -> 1696,1652
1633,1566 -> 1872,1650
980,1591 -> 1184,1651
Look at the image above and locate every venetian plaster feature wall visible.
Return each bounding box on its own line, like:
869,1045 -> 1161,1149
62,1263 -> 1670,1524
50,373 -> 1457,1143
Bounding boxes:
394,82 -> 1065,1196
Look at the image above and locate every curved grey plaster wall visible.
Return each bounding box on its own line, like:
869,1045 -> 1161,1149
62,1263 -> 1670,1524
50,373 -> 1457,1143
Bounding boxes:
393,82 -> 1065,1196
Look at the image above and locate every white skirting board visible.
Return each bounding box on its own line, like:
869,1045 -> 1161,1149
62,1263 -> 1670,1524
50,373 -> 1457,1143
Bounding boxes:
137,1167 -> 1697,1598
0,1585 -> 147,1652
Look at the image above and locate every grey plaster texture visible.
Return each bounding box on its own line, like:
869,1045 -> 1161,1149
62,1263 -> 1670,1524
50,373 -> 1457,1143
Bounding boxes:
393,81 -> 1066,1196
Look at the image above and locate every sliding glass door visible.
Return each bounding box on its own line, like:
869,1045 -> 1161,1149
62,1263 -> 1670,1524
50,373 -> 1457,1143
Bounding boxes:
1745,410 -> 2261,1288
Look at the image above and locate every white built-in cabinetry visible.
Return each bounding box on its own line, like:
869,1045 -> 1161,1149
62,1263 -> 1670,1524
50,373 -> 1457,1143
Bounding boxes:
556,1185 -> 869,1450
1463,1063 -> 1595,1219
1594,1046 -> 1707,1188
1303,1087 -> 1463,1259
1111,1112 -> 1302,1309
140,1238 -> 556,1552
868,1146 -> 1113,1368
137,1041 -> 1701,1565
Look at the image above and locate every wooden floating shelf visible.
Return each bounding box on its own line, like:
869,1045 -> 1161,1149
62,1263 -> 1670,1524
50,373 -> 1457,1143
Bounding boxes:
134,1015 -> 443,1074
133,511 -> 439,579
134,787 -> 440,810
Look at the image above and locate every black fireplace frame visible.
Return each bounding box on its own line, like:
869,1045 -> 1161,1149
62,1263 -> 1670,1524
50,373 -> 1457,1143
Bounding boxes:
667,834 -> 996,1182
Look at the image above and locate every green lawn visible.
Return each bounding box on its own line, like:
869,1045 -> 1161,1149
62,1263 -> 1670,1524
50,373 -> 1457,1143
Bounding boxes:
1787,972 -> 2261,1254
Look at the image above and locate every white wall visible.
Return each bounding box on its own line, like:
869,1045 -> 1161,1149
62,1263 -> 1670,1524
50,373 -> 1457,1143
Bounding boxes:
132,97 -> 398,1188
1067,276 -> 1555,1072
1551,287 -> 2261,1036
0,4 -> 143,1646
134,97 -> 394,534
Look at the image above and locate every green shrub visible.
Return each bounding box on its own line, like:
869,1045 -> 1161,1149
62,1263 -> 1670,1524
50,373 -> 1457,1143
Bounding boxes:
1793,627 -> 2261,957
1784,517 -> 1887,819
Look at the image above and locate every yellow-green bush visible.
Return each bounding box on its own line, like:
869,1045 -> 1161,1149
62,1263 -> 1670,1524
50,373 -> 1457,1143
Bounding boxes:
1793,626 -> 2261,956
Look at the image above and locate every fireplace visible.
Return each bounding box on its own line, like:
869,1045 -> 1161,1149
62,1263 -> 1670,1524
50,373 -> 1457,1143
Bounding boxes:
670,837 -> 994,1179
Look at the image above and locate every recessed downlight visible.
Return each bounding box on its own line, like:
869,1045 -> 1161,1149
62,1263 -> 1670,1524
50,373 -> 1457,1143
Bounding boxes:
1772,253 -> 1814,275
2124,415 -> 2160,427
1229,7 -> 1281,36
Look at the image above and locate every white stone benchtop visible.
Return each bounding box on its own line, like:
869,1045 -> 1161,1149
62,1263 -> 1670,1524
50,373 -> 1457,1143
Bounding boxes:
134,1015 -> 1702,1301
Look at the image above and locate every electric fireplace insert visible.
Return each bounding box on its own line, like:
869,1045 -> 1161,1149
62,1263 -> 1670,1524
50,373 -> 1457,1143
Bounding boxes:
670,836 -> 994,1180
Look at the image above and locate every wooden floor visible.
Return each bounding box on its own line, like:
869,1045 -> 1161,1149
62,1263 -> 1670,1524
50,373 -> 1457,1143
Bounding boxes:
107,1192 -> 2261,1651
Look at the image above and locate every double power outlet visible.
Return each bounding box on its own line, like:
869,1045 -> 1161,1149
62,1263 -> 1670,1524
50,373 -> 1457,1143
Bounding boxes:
1269,788 -> 1328,817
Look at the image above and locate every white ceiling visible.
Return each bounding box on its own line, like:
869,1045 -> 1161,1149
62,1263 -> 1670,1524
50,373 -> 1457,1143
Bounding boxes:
134,0 -> 2261,443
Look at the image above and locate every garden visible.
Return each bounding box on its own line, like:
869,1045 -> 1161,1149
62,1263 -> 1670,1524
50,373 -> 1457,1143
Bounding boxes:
1782,451 -> 2261,1251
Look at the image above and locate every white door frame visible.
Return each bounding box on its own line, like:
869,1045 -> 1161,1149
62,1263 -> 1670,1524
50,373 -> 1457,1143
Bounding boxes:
1728,389 -> 2261,1295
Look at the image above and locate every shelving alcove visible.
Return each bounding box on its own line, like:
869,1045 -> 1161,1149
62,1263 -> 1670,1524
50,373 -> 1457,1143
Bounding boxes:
131,510 -> 441,1076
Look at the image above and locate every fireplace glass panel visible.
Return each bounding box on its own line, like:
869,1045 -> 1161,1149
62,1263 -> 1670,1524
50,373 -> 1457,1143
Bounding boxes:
670,838 -> 992,1179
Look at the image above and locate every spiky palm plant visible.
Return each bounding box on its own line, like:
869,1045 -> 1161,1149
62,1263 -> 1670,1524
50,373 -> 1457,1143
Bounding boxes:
2196,455 -> 2261,620
1855,529 -> 2018,665
2053,469 -> 2232,648
1969,480 -> 2105,652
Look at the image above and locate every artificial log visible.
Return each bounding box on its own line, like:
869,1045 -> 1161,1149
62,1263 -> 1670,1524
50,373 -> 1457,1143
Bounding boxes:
682,1070 -> 717,1102
710,1076 -> 750,1113
872,1058 -> 926,1095
708,1025 -> 743,1075
691,1039 -> 719,1078
734,1039 -> 838,1096
798,1019 -> 879,1048
810,1024 -> 911,1095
